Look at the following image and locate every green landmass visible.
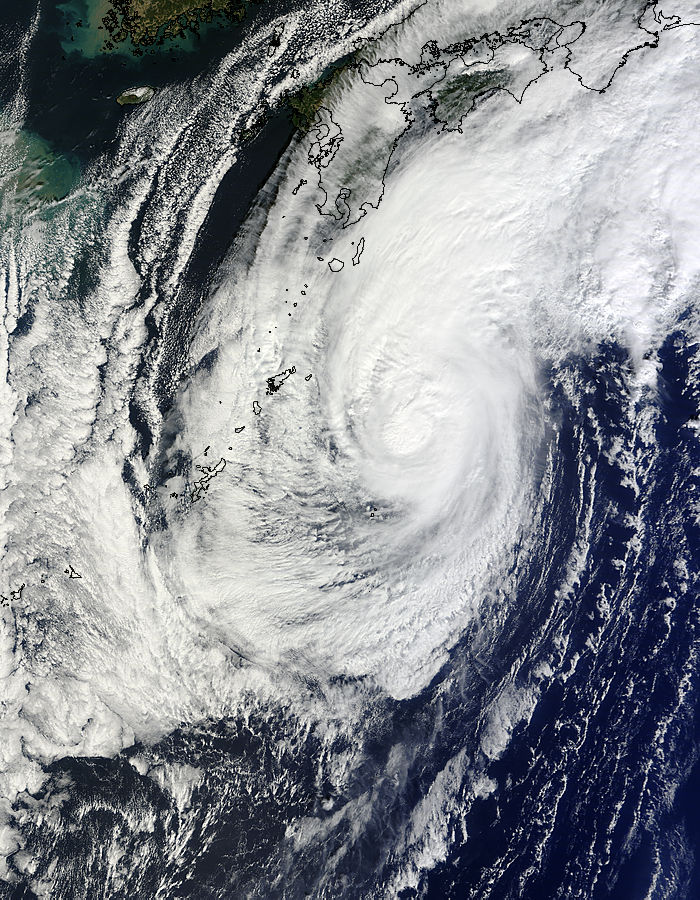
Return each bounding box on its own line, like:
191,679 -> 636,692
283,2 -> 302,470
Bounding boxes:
434,67 -> 508,125
239,118 -> 264,144
102,0 -> 263,50
286,58 -> 356,132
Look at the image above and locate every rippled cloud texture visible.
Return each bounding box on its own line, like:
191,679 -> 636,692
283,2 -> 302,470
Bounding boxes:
2,0 -> 700,896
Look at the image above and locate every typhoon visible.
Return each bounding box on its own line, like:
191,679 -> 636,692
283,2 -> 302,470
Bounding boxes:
1,0 -> 700,897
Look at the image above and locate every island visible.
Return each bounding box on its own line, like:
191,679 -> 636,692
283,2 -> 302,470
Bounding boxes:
265,366 -> 296,395
117,85 -> 155,105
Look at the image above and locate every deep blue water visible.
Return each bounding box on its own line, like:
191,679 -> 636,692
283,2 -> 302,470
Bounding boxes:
2,0 -> 288,162
2,0 -> 300,468
424,333 -> 700,899
2,2 -> 700,898
3,336 -> 698,898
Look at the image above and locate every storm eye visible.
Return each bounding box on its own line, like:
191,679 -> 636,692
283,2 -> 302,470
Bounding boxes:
4,0 -> 698,897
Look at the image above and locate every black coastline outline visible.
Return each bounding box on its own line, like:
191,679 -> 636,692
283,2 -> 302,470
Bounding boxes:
304,1 -> 699,229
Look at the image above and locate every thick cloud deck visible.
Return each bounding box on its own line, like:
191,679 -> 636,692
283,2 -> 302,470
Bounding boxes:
1,0 -> 700,895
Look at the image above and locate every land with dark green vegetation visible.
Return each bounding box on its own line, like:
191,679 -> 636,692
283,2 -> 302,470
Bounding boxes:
102,0 -> 264,49
286,58 -> 356,132
434,67 -> 509,125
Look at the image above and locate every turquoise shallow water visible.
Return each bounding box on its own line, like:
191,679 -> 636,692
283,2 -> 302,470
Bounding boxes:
4,3 -> 700,899
56,0 -> 247,60
2,0 -> 281,169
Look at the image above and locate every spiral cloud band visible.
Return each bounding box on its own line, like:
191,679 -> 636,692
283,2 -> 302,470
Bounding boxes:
1,0 -> 700,895
161,0 -> 700,697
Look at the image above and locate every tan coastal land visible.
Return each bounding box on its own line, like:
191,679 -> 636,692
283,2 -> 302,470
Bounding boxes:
102,0 -> 258,48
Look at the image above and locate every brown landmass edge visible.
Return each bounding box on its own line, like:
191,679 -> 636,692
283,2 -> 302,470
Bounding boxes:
101,0 -> 263,50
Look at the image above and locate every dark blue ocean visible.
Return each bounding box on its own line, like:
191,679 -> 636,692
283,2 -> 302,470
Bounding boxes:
1,1 -> 699,898
6,338 -> 700,899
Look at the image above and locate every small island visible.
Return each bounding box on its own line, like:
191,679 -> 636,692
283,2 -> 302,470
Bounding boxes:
116,85 -> 155,105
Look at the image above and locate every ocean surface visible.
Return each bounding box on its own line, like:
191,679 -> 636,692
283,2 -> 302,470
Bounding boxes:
1,0 -> 700,898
